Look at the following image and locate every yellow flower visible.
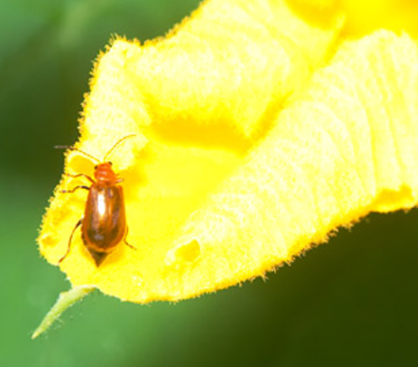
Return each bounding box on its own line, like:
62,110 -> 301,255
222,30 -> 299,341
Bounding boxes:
34,0 -> 418,336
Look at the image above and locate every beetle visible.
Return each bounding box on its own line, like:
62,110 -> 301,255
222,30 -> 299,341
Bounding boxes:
56,134 -> 136,266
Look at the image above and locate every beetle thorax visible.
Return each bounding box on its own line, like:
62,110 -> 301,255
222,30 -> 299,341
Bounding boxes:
94,162 -> 118,184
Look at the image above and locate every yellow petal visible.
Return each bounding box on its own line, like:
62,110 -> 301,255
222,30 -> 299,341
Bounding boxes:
164,31 -> 418,299
291,0 -> 418,36
341,0 -> 418,36
38,0 -> 418,305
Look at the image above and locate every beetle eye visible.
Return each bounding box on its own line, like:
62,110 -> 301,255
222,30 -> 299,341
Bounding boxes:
94,165 -> 98,169
108,162 -> 113,166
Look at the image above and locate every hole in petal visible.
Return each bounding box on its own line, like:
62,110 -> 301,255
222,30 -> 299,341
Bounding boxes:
166,239 -> 202,268
39,233 -> 56,248
175,239 -> 201,263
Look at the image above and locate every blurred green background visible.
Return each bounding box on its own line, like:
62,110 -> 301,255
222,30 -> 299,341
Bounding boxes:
1,0 -> 418,366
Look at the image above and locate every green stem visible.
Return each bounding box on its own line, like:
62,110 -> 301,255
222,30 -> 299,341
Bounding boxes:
32,285 -> 96,339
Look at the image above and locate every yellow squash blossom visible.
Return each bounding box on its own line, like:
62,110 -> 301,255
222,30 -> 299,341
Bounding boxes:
34,0 -> 418,337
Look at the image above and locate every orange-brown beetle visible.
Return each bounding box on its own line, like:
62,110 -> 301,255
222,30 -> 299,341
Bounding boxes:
57,134 -> 136,266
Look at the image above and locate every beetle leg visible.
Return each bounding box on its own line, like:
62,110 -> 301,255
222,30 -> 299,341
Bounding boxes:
124,226 -> 137,250
58,219 -> 82,264
65,173 -> 95,183
60,185 -> 90,194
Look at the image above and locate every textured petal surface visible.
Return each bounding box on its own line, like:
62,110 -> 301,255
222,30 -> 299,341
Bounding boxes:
38,0 -> 418,303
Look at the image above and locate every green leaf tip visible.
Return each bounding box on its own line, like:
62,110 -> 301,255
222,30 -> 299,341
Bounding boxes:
31,285 -> 96,339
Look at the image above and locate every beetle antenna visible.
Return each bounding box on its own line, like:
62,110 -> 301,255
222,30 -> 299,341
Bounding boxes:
103,134 -> 137,162
55,145 -> 101,164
